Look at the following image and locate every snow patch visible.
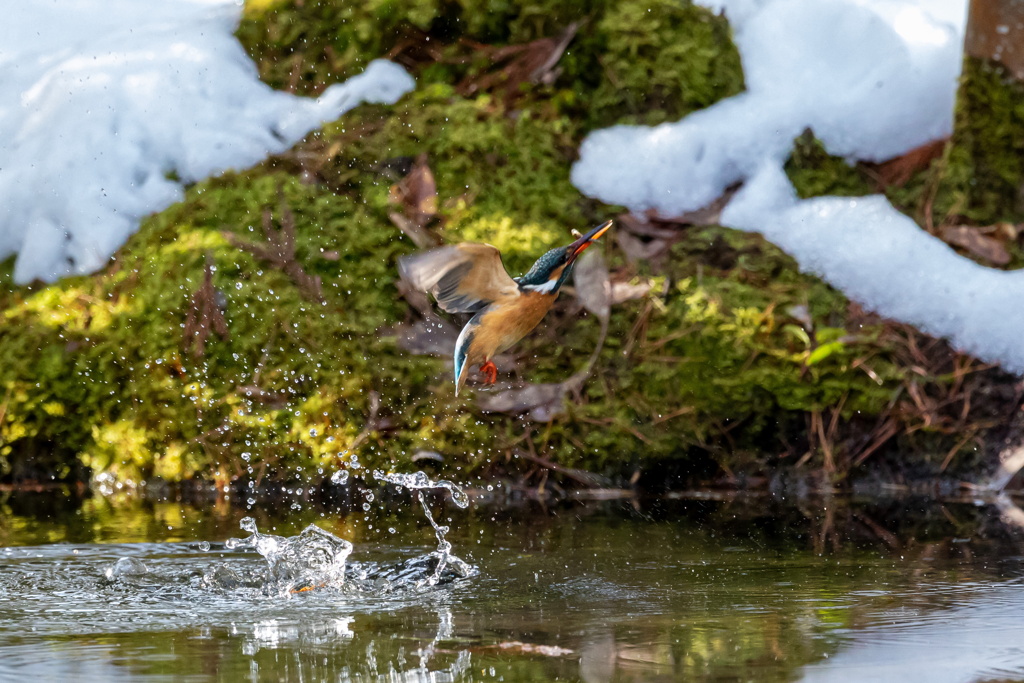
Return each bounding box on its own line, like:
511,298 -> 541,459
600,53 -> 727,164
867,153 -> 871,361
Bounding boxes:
572,0 -> 964,215
570,0 -> 1024,371
723,165 -> 1024,371
0,0 -> 414,284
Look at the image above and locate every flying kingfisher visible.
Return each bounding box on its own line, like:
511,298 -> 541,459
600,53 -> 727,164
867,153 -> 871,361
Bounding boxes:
399,220 -> 612,394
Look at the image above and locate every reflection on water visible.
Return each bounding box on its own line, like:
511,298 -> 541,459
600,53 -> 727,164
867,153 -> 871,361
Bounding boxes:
0,489 -> 1024,682
802,581 -> 1024,683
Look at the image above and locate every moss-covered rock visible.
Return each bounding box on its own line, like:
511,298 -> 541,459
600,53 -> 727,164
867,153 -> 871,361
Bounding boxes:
1,0 -> 929,486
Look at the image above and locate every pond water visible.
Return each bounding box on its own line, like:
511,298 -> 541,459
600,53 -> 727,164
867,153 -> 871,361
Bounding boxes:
1,485 -> 1024,682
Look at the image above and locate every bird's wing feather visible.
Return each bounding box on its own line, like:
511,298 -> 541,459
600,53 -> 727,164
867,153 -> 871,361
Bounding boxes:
399,243 -> 519,313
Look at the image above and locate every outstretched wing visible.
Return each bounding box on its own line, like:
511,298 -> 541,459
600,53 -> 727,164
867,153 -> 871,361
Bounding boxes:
398,243 -> 519,313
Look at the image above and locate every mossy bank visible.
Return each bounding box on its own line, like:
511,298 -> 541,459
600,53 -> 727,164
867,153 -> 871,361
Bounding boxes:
1,1 -> 1017,489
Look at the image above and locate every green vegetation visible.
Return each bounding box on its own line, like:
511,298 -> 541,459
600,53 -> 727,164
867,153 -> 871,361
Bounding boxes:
3,0 -> 1004,488
936,57 -> 1024,224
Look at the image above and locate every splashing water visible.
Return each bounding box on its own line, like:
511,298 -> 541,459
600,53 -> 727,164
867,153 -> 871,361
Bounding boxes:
208,470 -> 476,595
374,470 -> 474,587
224,517 -> 353,594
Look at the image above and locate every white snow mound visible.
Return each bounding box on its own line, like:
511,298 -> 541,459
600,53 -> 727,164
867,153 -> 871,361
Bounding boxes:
0,0 -> 414,284
571,0 -> 1024,372
572,0 -> 964,216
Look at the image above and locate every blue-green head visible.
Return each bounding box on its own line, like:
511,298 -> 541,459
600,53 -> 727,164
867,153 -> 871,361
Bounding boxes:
516,220 -> 612,294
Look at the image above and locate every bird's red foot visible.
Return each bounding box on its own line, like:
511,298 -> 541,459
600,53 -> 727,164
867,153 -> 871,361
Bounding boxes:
480,360 -> 498,384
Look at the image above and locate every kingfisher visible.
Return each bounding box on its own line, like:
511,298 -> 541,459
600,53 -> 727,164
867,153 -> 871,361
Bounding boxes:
399,220 -> 612,395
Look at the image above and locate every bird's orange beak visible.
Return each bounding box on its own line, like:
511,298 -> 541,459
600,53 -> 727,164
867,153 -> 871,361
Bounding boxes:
567,220 -> 612,260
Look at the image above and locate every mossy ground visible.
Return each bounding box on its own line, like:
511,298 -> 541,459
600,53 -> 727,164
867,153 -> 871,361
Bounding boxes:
0,0 -> 1009,488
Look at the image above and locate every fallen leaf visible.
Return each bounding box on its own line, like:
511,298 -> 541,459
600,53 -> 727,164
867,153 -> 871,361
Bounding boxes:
384,24 -> 446,70
393,318 -> 458,357
941,225 -> 1011,266
573,248 -> 610,320
616,230 -> 669,264
871,138 -> 947,188
646,188 -> 737,226
608,278 -> 652,304
388,153 -> 440,248
388,153 -> 437,223
387,211 -> 439,249
617,213 -> 677,240
477,382 -> 568,422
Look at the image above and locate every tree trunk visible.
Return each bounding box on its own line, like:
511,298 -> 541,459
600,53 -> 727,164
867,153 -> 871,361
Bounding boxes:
943,0 -> 1024,223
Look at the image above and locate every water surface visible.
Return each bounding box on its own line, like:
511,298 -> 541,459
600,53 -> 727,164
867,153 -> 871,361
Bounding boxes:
1,489 -> 1023,682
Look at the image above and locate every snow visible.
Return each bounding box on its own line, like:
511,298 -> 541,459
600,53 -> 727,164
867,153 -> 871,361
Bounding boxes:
723,164 -> 1024,371
0,0 -> 414,284
570,0 -> 1024,371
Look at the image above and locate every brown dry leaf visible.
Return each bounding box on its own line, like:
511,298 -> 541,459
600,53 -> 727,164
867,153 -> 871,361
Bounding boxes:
477,382 -> 568,422
609,278 -> 652,305
389,153 -> 437,222
393,318 -> 458,357
183,256 -> 229,358
616,230 -> 669,264
617,213 -> 677,240
387,212 -> 439,249
573,248 -> 610,320
614,194 -> 737,270
459,23 -> 579,102
388,153 -> 440,249
871,138 -> 947,188
941,225 -> 1011,266
645,188 -> 737,227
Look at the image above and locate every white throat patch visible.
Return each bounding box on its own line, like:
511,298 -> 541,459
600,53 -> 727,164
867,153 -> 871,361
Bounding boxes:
522,278 -> 559,294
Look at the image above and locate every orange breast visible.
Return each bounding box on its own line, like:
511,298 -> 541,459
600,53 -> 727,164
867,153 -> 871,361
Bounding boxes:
469,292 -> 555,362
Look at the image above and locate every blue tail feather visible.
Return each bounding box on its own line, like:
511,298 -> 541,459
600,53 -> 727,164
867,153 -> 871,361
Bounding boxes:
453,313 -> 482,396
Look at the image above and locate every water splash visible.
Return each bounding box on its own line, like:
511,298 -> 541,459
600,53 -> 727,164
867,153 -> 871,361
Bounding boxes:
224,517 -> 353,594
102,556 -> 148,581
374,470 -> 474,587
208,470 -> 476,595
376,470 -> 470,508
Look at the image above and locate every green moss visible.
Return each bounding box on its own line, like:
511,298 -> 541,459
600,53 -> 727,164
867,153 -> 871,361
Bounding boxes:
933,57 -> 1024,224
784,130 -> 874,200
324,87 -> 588,273
237,0 -> 744,129
0,0 -> 921,485
589,0 -> 744,127
0,168 -> 494,483
517,227 -> 902,472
